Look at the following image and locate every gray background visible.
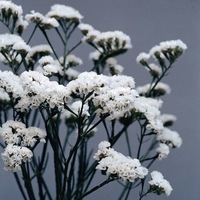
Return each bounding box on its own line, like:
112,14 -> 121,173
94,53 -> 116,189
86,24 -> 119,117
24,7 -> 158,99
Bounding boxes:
0,0 -> 200,199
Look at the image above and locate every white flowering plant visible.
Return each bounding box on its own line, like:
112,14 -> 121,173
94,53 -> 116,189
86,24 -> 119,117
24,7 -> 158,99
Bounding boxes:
0,1 -> 187,200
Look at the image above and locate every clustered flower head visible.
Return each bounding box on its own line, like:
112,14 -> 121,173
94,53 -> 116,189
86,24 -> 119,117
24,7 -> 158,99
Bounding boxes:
94,141 -> 148,182
0,120 -> 46,147
1,144 -> 33,172
47,4 -> 83,24
137,39 -> 187,65
25,10 -> 59,29
0,1 -> 28,35
66,71 -> 138,119
0,120 -> 46,172
0,70 -> 71,112
79,23 -> 132,57
136,82 -> 171,97
149,171 -> 173,196
157,127 -> 182,148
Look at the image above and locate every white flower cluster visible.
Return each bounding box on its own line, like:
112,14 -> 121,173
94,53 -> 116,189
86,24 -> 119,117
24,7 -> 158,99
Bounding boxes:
136,39 -> 187,65
0,120 -> 46,172
0,1 -> 22,17
134,97 -> 164,133
26,44 -> 53,65
26,10 -> 59,29
0,120 -> 46,147
67,71 -> 138,119
0,70 -> 24,100
106,57 -> 124,75
0,1 -> 28,33
149,171 -> 173,196
37,55 -> 62,76
136,82 -> 171,96
79,23 -> 132,55
159,114 -> 177,127
0,70 -> 70,111
0,87 -> 10,102
47,4 -> 83,23
0,33 -> 30,52
94,141 -> 148,182
1,144 -> 33,172
19,71 -> 70,110
156,143 -> 170,160
157,127 -> 182,148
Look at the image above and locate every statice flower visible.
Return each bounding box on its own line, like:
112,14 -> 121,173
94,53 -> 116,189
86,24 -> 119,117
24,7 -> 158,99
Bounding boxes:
159,114 -> 177,127
64,68 -> 80,80
149,171 -> 173,196
20,70 -> 70,110
136,82 -> 171,97
106,57 -> 124,75
89,50 -> 101,61
47,4 -> 83,23
0,70 -> 25,101
146,63 -> 162,77
66,54 -> 83,67
149,39 -> 187,63
78,23 -> 94,35
67,71 -> 139,119
157,127 -> 182,148
0,33 -> 30,53
0,120 -> 46,147
26,11 -> 59,29
37,55 -> 62,76
94,141 -> 148,182
26,44 -> 53,67
156,143 -> 170,160
82,27 -> 132,57
134,97 -> 163,133
136,52 -> 150,65
1,144 -> 33,172
0,1 -> 22,17
0,87 -> 10,102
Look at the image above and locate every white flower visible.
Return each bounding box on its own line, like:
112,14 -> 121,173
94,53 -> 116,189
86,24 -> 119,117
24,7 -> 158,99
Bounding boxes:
0,88 -> 10,102
0,120 -> 46,147
89,50 -> 101,61
1,144 -> 33,172
0,1 -> 23,17
66,54 -> 83,67
157,127 -> 182,148
19,71 -> 70,110
149,171 -> 173,196
136,52 -> 150,64
26,11 -> 59,29
27,44 -> 53,61
134,97 -> 163,133
37,56 -> 61,76
93,30 -> 132,51
94,141 -> 148,182
47,4 -> 83,23
106,58 -> 124,75
78,23 -> 94,35
159,114 -> 177,127
0,33 -> 28,51
146,63 -> 162,77
156,143 -> 170,160
159,39 -> 187,51
136,82 -> 171,96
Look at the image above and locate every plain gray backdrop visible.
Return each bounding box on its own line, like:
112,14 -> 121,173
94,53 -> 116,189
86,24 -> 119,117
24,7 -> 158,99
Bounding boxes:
0,0 -> 200,199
